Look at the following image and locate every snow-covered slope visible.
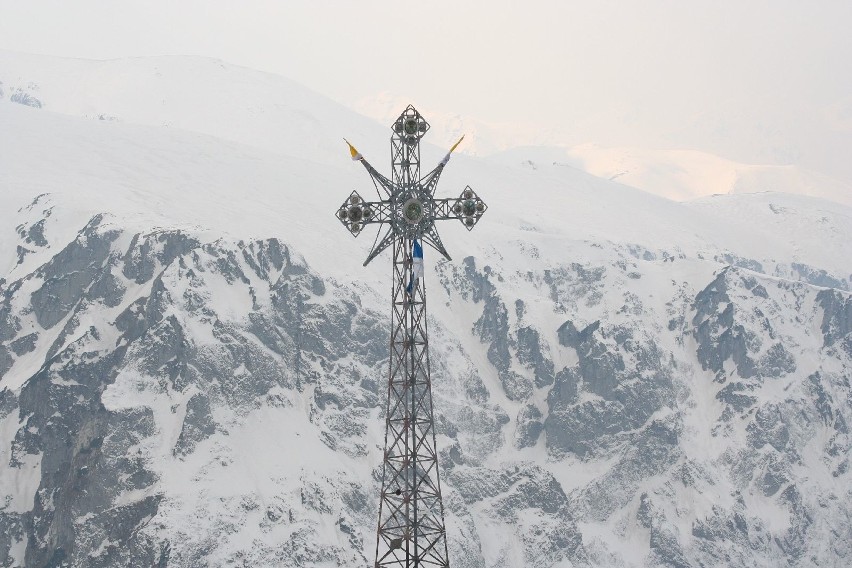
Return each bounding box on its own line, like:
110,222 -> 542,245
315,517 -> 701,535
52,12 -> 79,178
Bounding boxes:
1,53 -> 851,568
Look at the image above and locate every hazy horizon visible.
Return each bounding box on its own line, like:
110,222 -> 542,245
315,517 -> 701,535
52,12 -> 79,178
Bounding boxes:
2,0 -> 850,182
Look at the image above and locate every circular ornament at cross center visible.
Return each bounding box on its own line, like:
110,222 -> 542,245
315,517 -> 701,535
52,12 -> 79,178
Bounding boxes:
403,198 -> 425,224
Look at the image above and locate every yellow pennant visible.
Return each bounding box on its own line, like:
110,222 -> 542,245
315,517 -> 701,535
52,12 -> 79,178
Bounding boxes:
344,138 -> 363,161
441,135 -> 465,165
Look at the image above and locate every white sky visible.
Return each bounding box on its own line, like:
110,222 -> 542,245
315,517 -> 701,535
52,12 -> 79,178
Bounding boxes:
2,0 -> 851,180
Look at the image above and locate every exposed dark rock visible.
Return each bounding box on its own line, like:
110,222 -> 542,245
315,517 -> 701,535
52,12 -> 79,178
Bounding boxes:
547,318 -> 674,459
0,346 -> 12,378
816,289 -> 852,355
447,466 -> 510,505
751,284 -> 768,298
0,512 -> 26,567
10,91 -> 42,108
691,505 -> 767,565
547,367 -> 579,409
558,320 -> 623,398
30,216 -> 119,329
638,493 -> 690,568
577,417 -> 681,520
514,404 -> 543,448
747,404 -> 790,452
473,286 -> 532,400
759,453 -> 788,497
718,253 -> 764,274
17,218 -> 49,247
0,292 -> 21,342
463,257 -> 497,304
717,382 -> 758,413
792,263 -> 848,291
15,340 -> 163,567
174,393 -> 216,457
516,326 -> 554,387
693,269 -> 758,379
10,332 -> 38,356
777,485 -> 811,560
122,231 -> 200,284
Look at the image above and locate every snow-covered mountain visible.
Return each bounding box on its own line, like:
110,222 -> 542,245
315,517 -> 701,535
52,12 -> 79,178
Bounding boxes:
1,52 -> 851,567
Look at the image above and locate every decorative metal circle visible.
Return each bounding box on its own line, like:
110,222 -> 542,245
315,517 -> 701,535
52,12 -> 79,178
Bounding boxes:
462,200 -> 476,217
348,206 -> 363,222
351,222 -> 361,232
404,118 -> 419,135
363,207 -> 372,219
338,209 -> 347,220
403,199 -> 424,224
476,202 -> 485,212
465,217 -> 475,227
464,189 -> 474,199
350,195 -> 361,204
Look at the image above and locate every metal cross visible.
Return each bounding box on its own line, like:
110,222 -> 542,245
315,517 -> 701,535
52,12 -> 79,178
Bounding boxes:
336,105 -> 487,568
336,105 -> 487,266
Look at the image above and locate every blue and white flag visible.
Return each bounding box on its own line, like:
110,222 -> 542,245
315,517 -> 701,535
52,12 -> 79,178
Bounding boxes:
406,240 -> 424,296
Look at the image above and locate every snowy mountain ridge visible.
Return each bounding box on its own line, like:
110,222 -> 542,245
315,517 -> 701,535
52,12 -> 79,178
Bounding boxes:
0,52 -> 850,567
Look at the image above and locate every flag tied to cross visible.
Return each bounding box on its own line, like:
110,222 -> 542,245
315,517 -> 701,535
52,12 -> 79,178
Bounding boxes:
406,239 -> 423,296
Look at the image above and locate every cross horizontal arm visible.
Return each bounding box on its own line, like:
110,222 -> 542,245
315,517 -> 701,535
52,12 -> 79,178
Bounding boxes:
431,186 -> 487,231
336,192 -> 393,236
431,198 -> 459,220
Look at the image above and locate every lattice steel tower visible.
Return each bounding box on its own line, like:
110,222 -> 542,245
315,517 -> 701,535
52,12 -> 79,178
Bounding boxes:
336,106 -> 486,568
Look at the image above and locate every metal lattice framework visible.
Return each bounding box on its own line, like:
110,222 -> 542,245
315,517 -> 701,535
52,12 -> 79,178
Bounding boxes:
336,105 -> 486,568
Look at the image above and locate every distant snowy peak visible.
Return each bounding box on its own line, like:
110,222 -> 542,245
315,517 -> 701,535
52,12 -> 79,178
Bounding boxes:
488,143 -> 852,207
0,50 -> 387,166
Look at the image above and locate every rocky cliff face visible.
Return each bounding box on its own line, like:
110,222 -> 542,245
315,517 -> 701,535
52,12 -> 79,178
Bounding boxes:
1,198 -> 850,567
